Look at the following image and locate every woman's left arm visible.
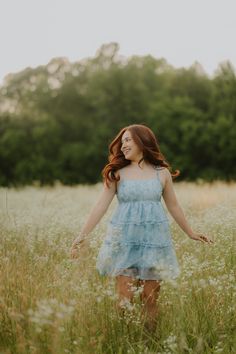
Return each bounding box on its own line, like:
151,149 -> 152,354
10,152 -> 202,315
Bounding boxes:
162,169 -> 214,244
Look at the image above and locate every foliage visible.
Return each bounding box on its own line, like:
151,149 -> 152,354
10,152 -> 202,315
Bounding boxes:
0,43 -> 235,185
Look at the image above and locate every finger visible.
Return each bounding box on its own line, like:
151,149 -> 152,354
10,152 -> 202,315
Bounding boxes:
202,236 -> 210,243
202,235 -> 213,244
200,235 -> 209,242
198,235 -> 205,242
202,234 -> 214,243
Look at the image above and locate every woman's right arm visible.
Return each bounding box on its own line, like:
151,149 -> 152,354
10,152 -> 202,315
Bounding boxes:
162,168 -> 213,244
71,175 -> 118,249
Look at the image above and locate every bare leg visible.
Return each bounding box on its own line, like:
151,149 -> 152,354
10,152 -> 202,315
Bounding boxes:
139,279 -> 161,331
115,274 -> 138,317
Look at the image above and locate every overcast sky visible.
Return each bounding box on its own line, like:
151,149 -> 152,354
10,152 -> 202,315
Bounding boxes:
0,0 -> 235,84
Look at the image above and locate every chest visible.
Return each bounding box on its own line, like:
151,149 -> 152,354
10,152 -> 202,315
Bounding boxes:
117,179 -> 163,202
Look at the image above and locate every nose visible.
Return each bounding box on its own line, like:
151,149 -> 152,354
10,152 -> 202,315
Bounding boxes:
122,145 -> 129,152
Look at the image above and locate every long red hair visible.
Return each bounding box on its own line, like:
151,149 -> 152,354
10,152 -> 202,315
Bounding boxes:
102,124 -> 180,188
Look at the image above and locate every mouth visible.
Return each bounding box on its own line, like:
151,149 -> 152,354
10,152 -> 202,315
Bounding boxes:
123,149 -> 131,154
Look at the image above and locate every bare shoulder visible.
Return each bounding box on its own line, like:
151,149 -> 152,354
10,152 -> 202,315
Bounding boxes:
113,169 -> 121,179
157,167 -> 172,189
160,167 -> 172,177
119,165 -> 129,173
107,168 -> 120,179
115,166 -> 129,178
104,169 -> 121,194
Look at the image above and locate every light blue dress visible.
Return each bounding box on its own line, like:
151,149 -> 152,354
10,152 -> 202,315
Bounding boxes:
96,166 -> 180,281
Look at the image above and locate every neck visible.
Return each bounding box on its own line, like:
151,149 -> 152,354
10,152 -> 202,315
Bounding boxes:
130,159 -> 149,169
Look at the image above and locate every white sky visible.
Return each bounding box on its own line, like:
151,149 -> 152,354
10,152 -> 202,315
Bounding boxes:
0,0 -> 235,84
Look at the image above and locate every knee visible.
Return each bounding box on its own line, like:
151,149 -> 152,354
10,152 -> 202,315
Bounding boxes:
116,297 -> 133,316
116,275 -> 136,299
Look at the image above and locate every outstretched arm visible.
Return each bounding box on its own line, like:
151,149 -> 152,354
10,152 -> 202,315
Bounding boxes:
162,169 -> 213,244
71,178 -> 117,248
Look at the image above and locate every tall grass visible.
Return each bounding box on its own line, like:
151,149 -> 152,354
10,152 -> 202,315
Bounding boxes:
0,181 -> 235,353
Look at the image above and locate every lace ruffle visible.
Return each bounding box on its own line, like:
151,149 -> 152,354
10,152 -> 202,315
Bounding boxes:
96,241 -> 180,281
110,200 -> 169,225
107,220 -> 172,247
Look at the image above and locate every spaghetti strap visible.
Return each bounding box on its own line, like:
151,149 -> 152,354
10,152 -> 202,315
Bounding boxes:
154,165 -> 166,191
154,165 -> 164,180
156,166 -> 160,180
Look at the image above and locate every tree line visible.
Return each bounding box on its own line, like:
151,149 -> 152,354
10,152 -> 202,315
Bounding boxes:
0,42 -> 235,186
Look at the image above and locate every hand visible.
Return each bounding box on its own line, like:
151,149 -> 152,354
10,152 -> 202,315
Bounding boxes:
70,244 -> 80,259
188,232 -> 214,244
70,238 -> 86,259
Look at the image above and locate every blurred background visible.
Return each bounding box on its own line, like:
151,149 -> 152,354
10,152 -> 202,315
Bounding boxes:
0,0 -> 235,186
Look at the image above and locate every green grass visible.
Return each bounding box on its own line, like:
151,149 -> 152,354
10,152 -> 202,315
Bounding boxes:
0,181 -> 235,353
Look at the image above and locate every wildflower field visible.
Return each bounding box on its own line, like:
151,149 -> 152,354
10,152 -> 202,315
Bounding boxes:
0,181 -> 235,354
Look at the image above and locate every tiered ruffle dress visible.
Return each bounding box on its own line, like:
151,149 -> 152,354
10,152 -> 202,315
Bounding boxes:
96,166 -> 180,281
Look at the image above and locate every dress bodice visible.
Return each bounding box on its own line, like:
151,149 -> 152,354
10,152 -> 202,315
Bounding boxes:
117,178 -> 163,203
110,166 -> 168,225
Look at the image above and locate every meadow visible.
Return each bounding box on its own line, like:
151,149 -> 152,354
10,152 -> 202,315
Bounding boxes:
0,181 -> 235,354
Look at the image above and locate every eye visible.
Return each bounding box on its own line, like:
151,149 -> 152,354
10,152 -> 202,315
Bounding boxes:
121,137 -> 131,145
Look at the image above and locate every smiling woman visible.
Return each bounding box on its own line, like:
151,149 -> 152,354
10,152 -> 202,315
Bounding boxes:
70,123 -> 214,332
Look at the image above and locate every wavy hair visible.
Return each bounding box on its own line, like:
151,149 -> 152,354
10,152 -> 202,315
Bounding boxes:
102,123 -> 180,188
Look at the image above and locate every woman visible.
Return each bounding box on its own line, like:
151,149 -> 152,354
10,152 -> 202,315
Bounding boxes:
70,124 -> 213,332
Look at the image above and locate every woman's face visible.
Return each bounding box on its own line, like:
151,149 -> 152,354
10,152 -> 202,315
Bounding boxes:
120,130 -> 143,161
